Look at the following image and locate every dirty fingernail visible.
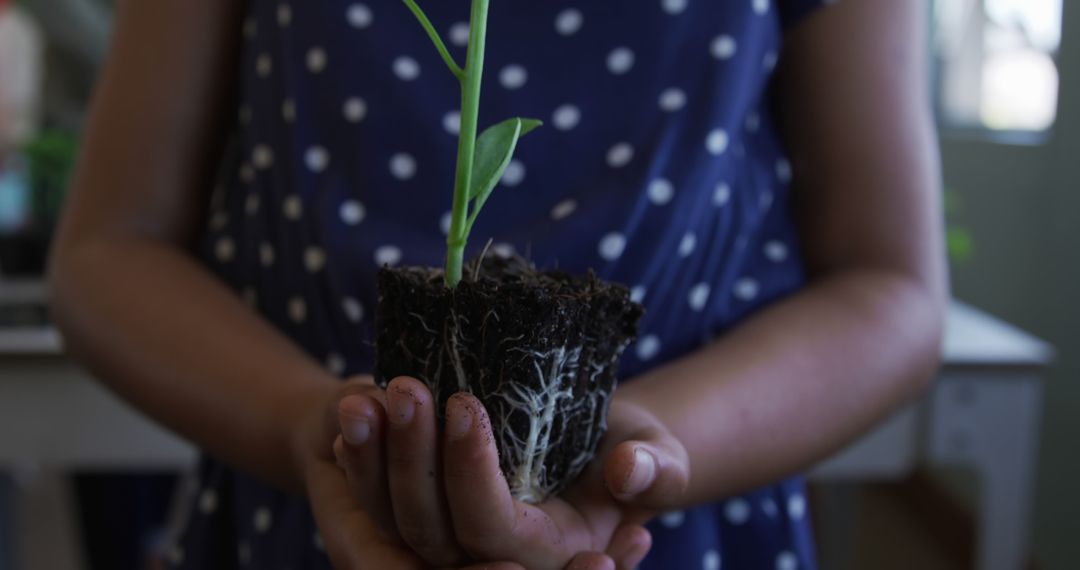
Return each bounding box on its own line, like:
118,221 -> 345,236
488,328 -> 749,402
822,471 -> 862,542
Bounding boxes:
623,447 -> 657,495
341,416 -> 370,446
387,386 -> 415,426
445,396 -> 473,440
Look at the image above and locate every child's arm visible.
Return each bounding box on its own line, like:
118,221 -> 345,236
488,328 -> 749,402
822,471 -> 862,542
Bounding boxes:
616,0 -> 947,506
48,0 -> 336,494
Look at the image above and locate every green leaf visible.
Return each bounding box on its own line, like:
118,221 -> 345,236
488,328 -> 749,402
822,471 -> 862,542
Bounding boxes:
468,117 -> 542,203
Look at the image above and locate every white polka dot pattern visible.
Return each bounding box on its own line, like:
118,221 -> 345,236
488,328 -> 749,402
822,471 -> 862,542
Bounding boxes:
287,297 -> 307,323
304,146 -> 329,172
551,199 -> 577,220
252,145 -> 273,170
607,143 -> 634,168
340,200 -> 365,225
198,488 -> 218,514
255,53 -> 272,77
439,211 -> 453,234
499,64 -> 528,89
713,182 -> 732,206
776,551 -> 798,570
554,9 -> 583,35
552,104 -> 581,131
678,233 -> 697,257
259,243 -> 275,267
443,111 -> 461,134
343,97 -> 368,122
375,245 -> 403,267
703,549 -> 721,570
787,493 -> 806,520
648,178 -> 675,205
607,47 -> 635,74
389,153 -> 417,180
501,160 -> 526,186
346,3 -> 372,28
776,158 -> 793,183
660,510 -> 685,528
215,237 -> 235,262
304,246 -> 326,272
711,35 -> 737,60
636,334 -> 660,360
706,129 -> 729,155
342,297 -> 364,322
734,277 -> 759,301
725,498 -> 751,524
283,195 -> 303,220
598,232 -> 626,261
326,353 -> 347,375
393,56 -> 421,81
688,283 -> 710,311
659,87 -> 687,112
253,507 -> 272,533
764,240 -> 788,262
662,0 -> 689,15
449,22 -> 470,46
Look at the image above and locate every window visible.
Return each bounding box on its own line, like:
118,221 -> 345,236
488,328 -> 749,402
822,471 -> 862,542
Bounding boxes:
934,0 -> 1063,137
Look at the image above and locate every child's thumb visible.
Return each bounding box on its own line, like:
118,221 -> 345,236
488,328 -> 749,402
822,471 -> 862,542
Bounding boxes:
603,431 -> 690,510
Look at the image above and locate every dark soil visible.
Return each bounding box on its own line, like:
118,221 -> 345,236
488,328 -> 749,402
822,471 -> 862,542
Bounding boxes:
374,254 -> 642,502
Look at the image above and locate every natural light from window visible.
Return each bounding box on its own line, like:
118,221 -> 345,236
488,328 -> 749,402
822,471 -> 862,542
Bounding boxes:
936,0 -> 1063,134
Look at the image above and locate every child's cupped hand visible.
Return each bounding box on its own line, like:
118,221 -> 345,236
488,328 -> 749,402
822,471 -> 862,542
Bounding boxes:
331,376 -> 690,570
294,375 -> 540,569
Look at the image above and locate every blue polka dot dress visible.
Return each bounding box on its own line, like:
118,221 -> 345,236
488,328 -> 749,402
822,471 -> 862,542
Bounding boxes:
176,1 -> 831,568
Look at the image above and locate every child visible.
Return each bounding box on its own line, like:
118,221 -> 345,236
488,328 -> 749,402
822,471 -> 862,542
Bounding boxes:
49,0 -> 946,568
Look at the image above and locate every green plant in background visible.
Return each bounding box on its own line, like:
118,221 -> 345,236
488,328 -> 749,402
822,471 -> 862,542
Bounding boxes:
944,188 -> 973,264
22,130 -> 78,232
402,0 -> 542,288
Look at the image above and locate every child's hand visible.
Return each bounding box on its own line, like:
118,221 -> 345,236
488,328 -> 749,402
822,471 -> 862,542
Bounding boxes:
294,375 -> 613,569
335,376 -> 689,570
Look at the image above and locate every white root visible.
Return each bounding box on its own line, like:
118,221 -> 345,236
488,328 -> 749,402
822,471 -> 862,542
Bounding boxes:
407,306 -> 628,503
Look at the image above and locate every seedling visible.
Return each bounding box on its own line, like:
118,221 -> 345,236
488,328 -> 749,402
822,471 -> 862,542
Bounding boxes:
377,1 -> 642,504
402,0 -> 541,288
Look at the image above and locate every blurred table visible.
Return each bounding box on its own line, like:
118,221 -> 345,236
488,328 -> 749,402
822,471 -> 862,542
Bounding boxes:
0,281 -> 193,570
0,293 -> 1053,570
812,302 -> 1053,570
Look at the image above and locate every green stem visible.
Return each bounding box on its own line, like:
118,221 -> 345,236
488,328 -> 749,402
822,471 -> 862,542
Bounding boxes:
401,0 -> 465,79
445,0 -> 488,288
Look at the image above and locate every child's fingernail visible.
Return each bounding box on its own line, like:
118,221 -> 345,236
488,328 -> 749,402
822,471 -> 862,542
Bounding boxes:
342,416 -> 370,446
387,385 -> 415,426
445,395 -> 473,440
623,447 -> 657,495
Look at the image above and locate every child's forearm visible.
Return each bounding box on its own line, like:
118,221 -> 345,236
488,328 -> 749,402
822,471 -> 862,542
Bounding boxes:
50,239 -> 340,493
617,269 -> 943,506
619,0 -> 948,508
47,0 -> 334,494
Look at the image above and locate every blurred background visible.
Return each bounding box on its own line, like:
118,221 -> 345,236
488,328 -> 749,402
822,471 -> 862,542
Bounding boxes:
0,0 -> 1075,569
